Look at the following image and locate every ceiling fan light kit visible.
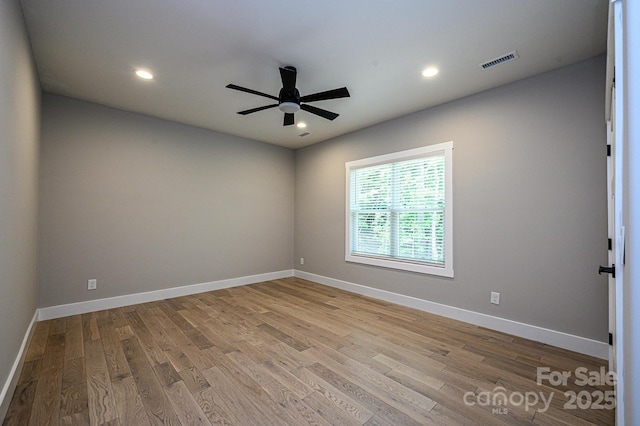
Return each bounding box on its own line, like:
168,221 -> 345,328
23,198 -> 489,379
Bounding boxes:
278,101 -> 300,114
226,66 -> 350,126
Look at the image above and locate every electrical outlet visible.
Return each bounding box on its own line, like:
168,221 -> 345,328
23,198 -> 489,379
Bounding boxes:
490,291 -> 500,305
300,257 -> 305,265
88,279 -> 97,290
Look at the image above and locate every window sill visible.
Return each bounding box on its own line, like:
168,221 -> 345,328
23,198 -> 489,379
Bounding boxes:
346,253 -> 454,278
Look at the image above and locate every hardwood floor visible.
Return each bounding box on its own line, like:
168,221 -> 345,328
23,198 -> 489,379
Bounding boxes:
3,277 -> 614,425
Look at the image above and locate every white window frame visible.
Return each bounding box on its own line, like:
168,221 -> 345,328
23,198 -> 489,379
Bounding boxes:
345,142 -> 453,277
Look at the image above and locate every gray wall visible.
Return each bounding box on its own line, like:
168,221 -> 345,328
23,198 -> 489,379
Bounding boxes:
38,94 -> 294,307
0,0 -> 41,418
295,56 -> 608,341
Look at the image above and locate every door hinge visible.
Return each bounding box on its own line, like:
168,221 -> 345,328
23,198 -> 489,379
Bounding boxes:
609,333 -> 613,346
607,145 -> 611,157
599,264 -> 615,278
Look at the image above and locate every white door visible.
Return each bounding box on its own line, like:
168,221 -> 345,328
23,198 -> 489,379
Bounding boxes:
604,0 -> 617,376
605,2 -> 626,423
605,90 -> 616,372
605,61 -> 624,426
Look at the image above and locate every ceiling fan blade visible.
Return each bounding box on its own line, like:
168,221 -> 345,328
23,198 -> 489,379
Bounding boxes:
300,104 -> 339,121
226,84 -> 279,101
283,113 -> 295,126
237,104 -> 278,115
279,67 -> 297,94
300,87 -> 350,103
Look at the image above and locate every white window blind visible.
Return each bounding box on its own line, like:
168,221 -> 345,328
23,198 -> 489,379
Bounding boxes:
345,142 -> 453,277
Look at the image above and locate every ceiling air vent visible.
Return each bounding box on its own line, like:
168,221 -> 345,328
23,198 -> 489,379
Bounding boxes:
299,132 -> 311,137
480,51 -> 519,70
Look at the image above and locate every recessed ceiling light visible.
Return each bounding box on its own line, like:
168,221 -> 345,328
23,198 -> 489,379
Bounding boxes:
296,122 -> 307,129
135,69 -> 154,80
421,67 -> 439,78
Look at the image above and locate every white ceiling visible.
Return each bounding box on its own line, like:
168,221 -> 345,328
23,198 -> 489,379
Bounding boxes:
20,0 -> 608,149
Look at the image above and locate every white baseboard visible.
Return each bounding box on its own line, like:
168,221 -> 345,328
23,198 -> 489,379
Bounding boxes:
0,310 -> 39,422
294,270 -> 609,360
38,270 -> 294,321
34,268 -> 608,359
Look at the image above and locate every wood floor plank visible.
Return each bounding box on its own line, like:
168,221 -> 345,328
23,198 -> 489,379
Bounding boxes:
293,366 -> 375,424
179,312 -> 238,354
257,312 -> 313,350
309,355 -> 440,424
427,402 -> 484,426
98,317 -> 132,382
338,342 -> 393,375
81,312 -> 100,342
2,360 -> 40,426
59,357 -> 88,421
224,350 -> 276,389
231,340 -> 272,364
248,286 -> 352,337
303,361 -> 423,426
257,323 -> 310,352
121,337 -> 181,425
163,380 -> 212,426
259,359 -> 314,399
260,380 -> 333,426
302,390 -> 363,426
109,376 -> 151,426
429,342 -> 486,364
192,387 -> 236,425
24,321 -> 50,362
200,366 -> 277,426
153,362 -> 182,388
206,358 -> 311,426
28,333 -> 65,426
122,311 -> 169,366
393,370 -> 513,426
84,339 -> 118,425
48,318 -> 67,336
374,353 -> 445,390
136,308 -> 196,372
265,279 -> 340,311
363,414 -> 400,426
63,316 -> 84,361
177,366 -> 211,393
261,309 -> 345,351
204,346 -> 266,399
5,277 -> 615,426
533,406 -> 602,426
256,341 -> 314,372
108,308 -> 129,329
157,301 -> 215,351
204,314 -> 257,345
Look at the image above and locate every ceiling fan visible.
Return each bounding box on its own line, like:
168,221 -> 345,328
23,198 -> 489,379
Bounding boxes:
226,66 -> 350,126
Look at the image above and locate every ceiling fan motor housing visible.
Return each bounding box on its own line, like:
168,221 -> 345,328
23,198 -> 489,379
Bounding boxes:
278,87 -> 301,113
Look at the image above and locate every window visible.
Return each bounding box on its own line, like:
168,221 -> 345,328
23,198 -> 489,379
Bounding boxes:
345,142 -> 453,277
